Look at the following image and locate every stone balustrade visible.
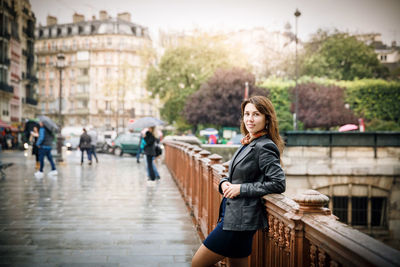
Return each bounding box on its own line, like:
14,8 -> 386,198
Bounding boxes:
163,140 -> 400,267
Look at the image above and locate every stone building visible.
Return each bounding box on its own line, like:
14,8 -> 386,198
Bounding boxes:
35,11 -> 159,132
0,0 -> 37,128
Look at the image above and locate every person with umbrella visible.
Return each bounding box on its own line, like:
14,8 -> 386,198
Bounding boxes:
141,127 -> 160,181
30,126 -> 40,170
34,121 -> 58,178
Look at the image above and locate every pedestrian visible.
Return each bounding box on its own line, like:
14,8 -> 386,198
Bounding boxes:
88,128 -> 99,163
136,132 -> 143,163
79,128 -> 92,165
191,95 -> 286,267
30,126 -> 40,170
141,127 -> 160,181
34,122 -> 57,178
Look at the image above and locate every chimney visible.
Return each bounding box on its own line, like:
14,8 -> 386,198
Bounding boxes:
73,13 -> 85,23
99,10 -> 108,20
46,15 -> 57,26
392,41 -> 397,48
117,12 -> 131,22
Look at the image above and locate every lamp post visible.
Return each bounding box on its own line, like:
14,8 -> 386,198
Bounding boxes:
56,53 -> 66,162
294,8 -> 301,130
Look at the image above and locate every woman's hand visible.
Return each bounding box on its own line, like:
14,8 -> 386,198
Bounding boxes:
222,182 -> 241,199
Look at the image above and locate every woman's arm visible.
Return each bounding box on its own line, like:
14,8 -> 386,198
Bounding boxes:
240,142 -> 285,198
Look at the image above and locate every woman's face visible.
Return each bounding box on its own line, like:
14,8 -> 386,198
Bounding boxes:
243,103 -> 266,136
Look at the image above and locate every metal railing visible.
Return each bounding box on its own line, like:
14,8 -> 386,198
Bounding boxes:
163,140 -> 400,267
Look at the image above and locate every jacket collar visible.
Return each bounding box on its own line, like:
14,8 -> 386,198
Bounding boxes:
228,136 -> 262,177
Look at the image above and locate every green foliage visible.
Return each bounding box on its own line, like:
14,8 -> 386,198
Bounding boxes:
146,37 -> 246,130
337,79 -> 400,125
302,31 -> 389,80
365,118 -> 400,131
260,77 -> 400,131
259,78 -> 294,132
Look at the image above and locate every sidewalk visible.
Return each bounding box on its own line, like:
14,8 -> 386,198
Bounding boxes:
0,150 -> 201,266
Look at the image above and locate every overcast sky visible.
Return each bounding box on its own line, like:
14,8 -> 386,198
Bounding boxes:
31,0 -> 400,45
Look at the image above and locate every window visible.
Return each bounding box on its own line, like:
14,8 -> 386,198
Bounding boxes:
332,195 -> 387,227
333,197 -> 348,223
80,68 -> 88,76
372,197 -> 387,227
352,197 -> 367,226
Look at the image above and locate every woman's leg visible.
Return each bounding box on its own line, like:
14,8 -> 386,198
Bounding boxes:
152,157 -> 160,178
192,244 -> 224,267
38,148 -> 45,172
227,257 -> 249,267
45,148 -> 56,170
146,155 -> 155,180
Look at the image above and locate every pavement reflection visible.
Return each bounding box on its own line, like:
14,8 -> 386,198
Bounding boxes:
0,150 -> 200,266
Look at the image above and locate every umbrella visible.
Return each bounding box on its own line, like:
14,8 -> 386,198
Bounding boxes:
38,115 -> 59,133
128,117 -> 165,130
339,124 -> 358,132
24,119 -> 40,140
199,128 -> 219,136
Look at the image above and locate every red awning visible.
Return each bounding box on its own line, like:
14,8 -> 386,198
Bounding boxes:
0,120 -> 11,128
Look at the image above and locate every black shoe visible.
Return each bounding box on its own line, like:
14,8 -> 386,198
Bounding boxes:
81,161 -> 83,165
89,161 -> 92,165
137,159 -> 140,163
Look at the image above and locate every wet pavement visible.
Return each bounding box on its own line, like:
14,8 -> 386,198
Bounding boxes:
0,149 -> 201,266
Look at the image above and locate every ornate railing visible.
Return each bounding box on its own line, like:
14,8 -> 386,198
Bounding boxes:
163,140 -> 400,267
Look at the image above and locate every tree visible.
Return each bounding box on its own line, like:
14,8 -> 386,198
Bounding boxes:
292,83 -> 358,129
146,34 -> 248,129
302,31 -> 389,80
184,68 -> 267,127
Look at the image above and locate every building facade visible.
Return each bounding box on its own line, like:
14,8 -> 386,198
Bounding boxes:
0,0 -> 37,129
35,11 -> 159,132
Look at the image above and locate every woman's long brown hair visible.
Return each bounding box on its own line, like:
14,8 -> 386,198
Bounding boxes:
240,96 -> 284,157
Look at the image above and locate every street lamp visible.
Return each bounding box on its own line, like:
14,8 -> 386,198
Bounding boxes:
56,53 -> 66,162
294,8 -> 301,130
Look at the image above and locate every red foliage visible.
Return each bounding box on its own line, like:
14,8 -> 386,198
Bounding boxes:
291,83 -> 358,129
184,68 -> 268,127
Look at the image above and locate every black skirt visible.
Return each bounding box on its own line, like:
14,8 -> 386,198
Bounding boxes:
203,198 -> 256,258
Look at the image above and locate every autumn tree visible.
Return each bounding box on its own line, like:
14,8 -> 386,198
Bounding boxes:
291,83 -> 358,129
146,33 -> 248,130
184,68 -> 267,128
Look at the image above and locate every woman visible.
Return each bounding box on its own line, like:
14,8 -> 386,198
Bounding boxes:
142,127 -> 160,181
30,126 -> 40,170
192,96 -> 286,267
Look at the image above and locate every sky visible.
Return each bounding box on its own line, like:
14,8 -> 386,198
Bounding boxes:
30,0 -> 400,45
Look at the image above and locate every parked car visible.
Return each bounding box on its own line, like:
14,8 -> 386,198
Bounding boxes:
97,131 -> 117,153
226,134 -> 244,145
112,132 -> 141,156
64,136 -> 80,150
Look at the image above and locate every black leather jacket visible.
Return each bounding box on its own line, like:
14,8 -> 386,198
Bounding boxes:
218,135 -> 285,231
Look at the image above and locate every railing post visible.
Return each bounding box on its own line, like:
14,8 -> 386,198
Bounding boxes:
292,190 -> 330,267
207,154 -> 223,234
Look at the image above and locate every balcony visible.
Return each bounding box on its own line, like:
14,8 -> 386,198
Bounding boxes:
0,57 -> 11,66
0,82 -> 13,93
0,31 -> 11,40
73,92 -> 90,99
25,97 -> 38,106
163,140 -> 400,267
72,108 -> 90,115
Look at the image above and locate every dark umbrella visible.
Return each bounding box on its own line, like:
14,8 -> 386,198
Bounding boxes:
128,117 -> 165,130
24,119 -> 40,140
38,115 -> 59,133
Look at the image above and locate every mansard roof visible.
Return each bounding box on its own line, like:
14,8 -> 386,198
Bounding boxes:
35,18 -> 150,40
